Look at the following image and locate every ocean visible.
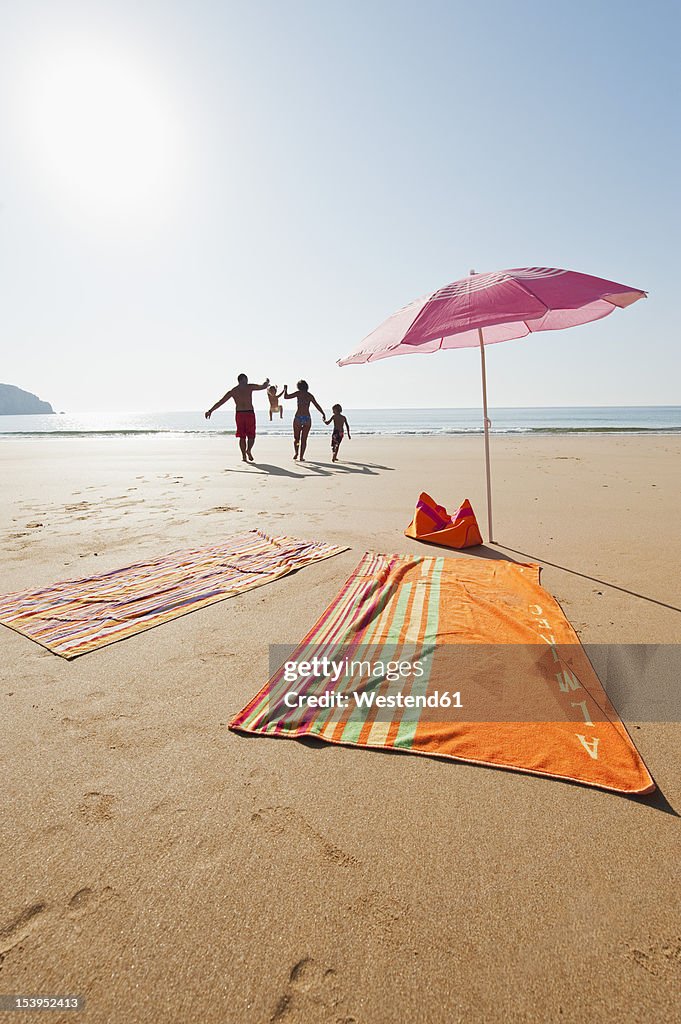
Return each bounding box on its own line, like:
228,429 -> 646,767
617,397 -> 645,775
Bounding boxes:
1,407 -> 680,438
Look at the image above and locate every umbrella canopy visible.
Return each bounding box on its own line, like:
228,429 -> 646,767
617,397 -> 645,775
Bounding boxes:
338,267 -> 646,542
338,267 -> 646,365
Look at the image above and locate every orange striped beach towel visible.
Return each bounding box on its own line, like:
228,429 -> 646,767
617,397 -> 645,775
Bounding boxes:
0,530 -> 347,659
230,552 -> 654,794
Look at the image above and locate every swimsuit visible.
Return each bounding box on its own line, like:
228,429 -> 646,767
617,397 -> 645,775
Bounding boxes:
294,414 -> 311,427
235,410 -> 256,439
331,429 -> 343,448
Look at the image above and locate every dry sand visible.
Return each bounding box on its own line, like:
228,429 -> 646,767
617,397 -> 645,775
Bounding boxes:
1,433 -> 680,1024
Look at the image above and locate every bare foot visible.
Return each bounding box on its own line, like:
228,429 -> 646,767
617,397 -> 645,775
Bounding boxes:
247,452 -> 254,462
242,455 -> 248,462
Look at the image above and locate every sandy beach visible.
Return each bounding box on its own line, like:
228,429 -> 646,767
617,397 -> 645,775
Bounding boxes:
1,433 -> 680,1024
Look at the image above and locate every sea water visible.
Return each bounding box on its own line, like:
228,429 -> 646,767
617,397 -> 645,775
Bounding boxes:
1,407 -> 680,438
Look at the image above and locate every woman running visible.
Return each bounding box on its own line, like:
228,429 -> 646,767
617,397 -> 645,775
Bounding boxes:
283,380 -> 325,461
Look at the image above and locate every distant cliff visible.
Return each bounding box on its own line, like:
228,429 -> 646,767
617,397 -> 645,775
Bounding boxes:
0,383 -> 55,415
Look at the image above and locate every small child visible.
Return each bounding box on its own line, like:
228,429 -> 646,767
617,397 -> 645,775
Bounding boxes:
267,385 -> 284,420
324,404 -> 351,462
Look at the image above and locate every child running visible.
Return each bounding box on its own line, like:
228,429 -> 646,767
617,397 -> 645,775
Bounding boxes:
324,404 -> 351,462
283,380 -> 325,461
267,385 -> 284,420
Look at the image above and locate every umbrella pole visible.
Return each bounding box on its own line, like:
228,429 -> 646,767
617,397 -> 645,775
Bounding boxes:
477,326 -> 494,542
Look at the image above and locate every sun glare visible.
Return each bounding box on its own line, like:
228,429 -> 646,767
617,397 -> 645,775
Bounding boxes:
22,41 -> 181,221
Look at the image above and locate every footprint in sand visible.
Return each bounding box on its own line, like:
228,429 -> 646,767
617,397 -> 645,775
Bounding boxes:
61,715 -> 90,739
251,806 -> 359,869
78,792 -> 117,824
270,957 -> 356,1024
147,797 -> 189,820
201,506 -> 243,514
0,890 -> 119,962
346,889 -> 416,956
0,902 -> 48,958
67,886 -> 116,917
625,937 -> 681,978
197,650 -> 235,664
242,765 -> 276,793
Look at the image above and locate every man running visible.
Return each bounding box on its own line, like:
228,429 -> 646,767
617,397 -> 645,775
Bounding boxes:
205,373 -> 269,462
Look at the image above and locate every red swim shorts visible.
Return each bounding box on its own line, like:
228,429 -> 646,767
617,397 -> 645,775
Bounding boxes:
235,410 -> 256,440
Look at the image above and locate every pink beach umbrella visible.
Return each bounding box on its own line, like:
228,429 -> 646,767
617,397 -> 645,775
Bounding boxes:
338,267 -> 646,542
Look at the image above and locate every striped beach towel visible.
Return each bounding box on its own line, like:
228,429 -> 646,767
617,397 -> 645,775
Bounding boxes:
230,552 -> 654,794
0,531 -> 347,659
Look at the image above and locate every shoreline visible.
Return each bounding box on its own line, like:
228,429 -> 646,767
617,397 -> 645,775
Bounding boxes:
1,405 -> 680,442
3,427 -> 681,439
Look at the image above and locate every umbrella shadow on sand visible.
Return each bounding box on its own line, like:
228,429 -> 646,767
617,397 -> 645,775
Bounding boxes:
419,539 -> 681,614
497,544 -> 681,615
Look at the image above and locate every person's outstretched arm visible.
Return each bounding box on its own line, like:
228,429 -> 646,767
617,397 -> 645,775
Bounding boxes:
323,415 -> 332,425
310,394 -> 325,418
205,388 -> 234,419
283,386 -> 298,400
251,378 -> 270,391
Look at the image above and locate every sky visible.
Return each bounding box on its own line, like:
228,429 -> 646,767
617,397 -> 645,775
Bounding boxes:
1,0 -> 679,413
